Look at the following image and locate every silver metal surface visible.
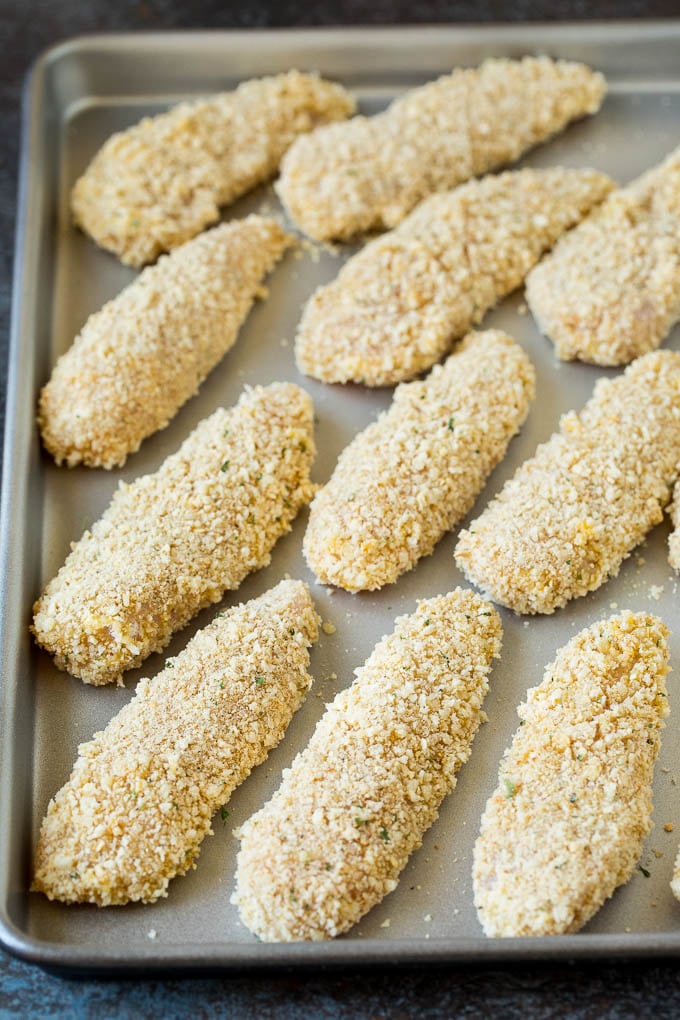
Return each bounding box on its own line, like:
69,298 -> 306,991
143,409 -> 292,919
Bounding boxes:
2,25 -> 680,974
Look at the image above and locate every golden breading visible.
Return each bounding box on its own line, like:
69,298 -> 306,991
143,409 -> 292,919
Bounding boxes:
455,350 -> 680,615
277,57 -> 605,243
303,331 -> 535,591
39,217 -> 292,470
295,168 -> 613,385
32,580 -> 320,906
32,383 -> 315,686
669,481 -> 680,571
474,611 -> 669,937
526,146 -> 680,365
72,71 -> 355,266
233,589 -> 502,942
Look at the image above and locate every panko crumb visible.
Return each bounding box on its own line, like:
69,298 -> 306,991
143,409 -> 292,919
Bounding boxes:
233,588 -> 502,942
322,621 -> 337,635
304,330 -> 535,592
32,383 -> 315,686
295,168 -> 612,386
39,218 -> 292,469
277,57 -> 605,242
474,611 -> 670,937
72,71 -> 355,266
526,144 -> 680,365
32,580 -> 319,906
455,350 -> 680,614
665,823 -> 675,833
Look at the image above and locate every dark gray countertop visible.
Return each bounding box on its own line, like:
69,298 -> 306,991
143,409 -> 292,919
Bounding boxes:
3,2 -> 680,1015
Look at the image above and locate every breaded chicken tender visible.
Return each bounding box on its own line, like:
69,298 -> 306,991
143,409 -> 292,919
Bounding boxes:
455,350 -> 680,614
527,145 -> 680,365
669,481 -> 680,571
304,330 -> 535,591
295,168 -> 613,385
474,611 -> 669,937
72,71 -> 355,266
32,580 -> 319,906
277,57 -> 605,243
39,217 -> 292,469
32,383 -> 315,686
233,589 -> 502,941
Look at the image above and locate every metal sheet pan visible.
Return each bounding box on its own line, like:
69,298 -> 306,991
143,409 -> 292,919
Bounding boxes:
2,24 -> 680,976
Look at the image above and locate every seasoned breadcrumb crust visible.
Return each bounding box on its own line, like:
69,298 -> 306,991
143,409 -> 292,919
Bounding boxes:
669,481 -> 680,571
72,71 -> 355,266
277,57 -> 605,243
295,168 -> 612,385
32,580 -> 320,906
39,217 -> 292,469
303,330 -> 535,591
455,350 -> 680,614
32,383 -> 315,686
474,611 -> 669,937
527,145 -> 680,365
233,589 -> 502,941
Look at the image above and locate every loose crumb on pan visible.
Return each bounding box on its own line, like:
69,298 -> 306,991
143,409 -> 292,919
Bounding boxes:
455,350 -> 680,614
303,330 -> 535,592
668,480 -> 680,571
277,57 -> 605,243
474,610 -> 670,937
295,167 -> 612,386
32,580 -> 320,906
232,588 -> 502,942
526,144 -> 680,365
39,217 -> 292,469
71,70 -> 355,266
31,383 -> 315,686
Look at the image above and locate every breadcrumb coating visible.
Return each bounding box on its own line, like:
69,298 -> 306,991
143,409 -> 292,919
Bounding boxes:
39,217 -> 292,470
32,580 -> 320,906
233,588 -> 502,941
277,57 -> 605,243
72,70 -> 355,266
474,611 -> 669,937
668,481 -> 680,572
32,383 -> 315,686
295,168 -> 612,386
527,145 -> 680,365
303,330 -> 535,591
455,350 -> 680,614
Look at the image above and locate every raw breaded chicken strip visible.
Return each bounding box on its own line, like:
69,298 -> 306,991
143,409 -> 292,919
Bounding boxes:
295,168 -> 613,385
32,383 -> 315,686
527,146 -> 680,365
304,330 -> 535,591
233,589 -> 502,942
669,481 -> 680,571
277,57 -> 605,242
72,71 -> 355,266
455,350 -> 680,614
32,580 -> 320,906
474,611 -> 669,937
39,217 -> 292,470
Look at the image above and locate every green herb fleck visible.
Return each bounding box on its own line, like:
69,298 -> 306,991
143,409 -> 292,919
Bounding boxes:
638,864 -> 651,878
69,871 -> 79,881
423,618 -> 430,626
255,472 -> 262,481
254,676 -> 265,686
503,778 -> 516,799
220,460 -> 230,472
218,681 -> 225,690
569,793 -> 578,804
447,417 -> 455,431
220,806 -> 229,824
379,827 -> 390,843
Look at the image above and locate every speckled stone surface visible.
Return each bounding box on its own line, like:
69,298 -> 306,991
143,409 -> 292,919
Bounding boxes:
3,1 -> 680,1014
